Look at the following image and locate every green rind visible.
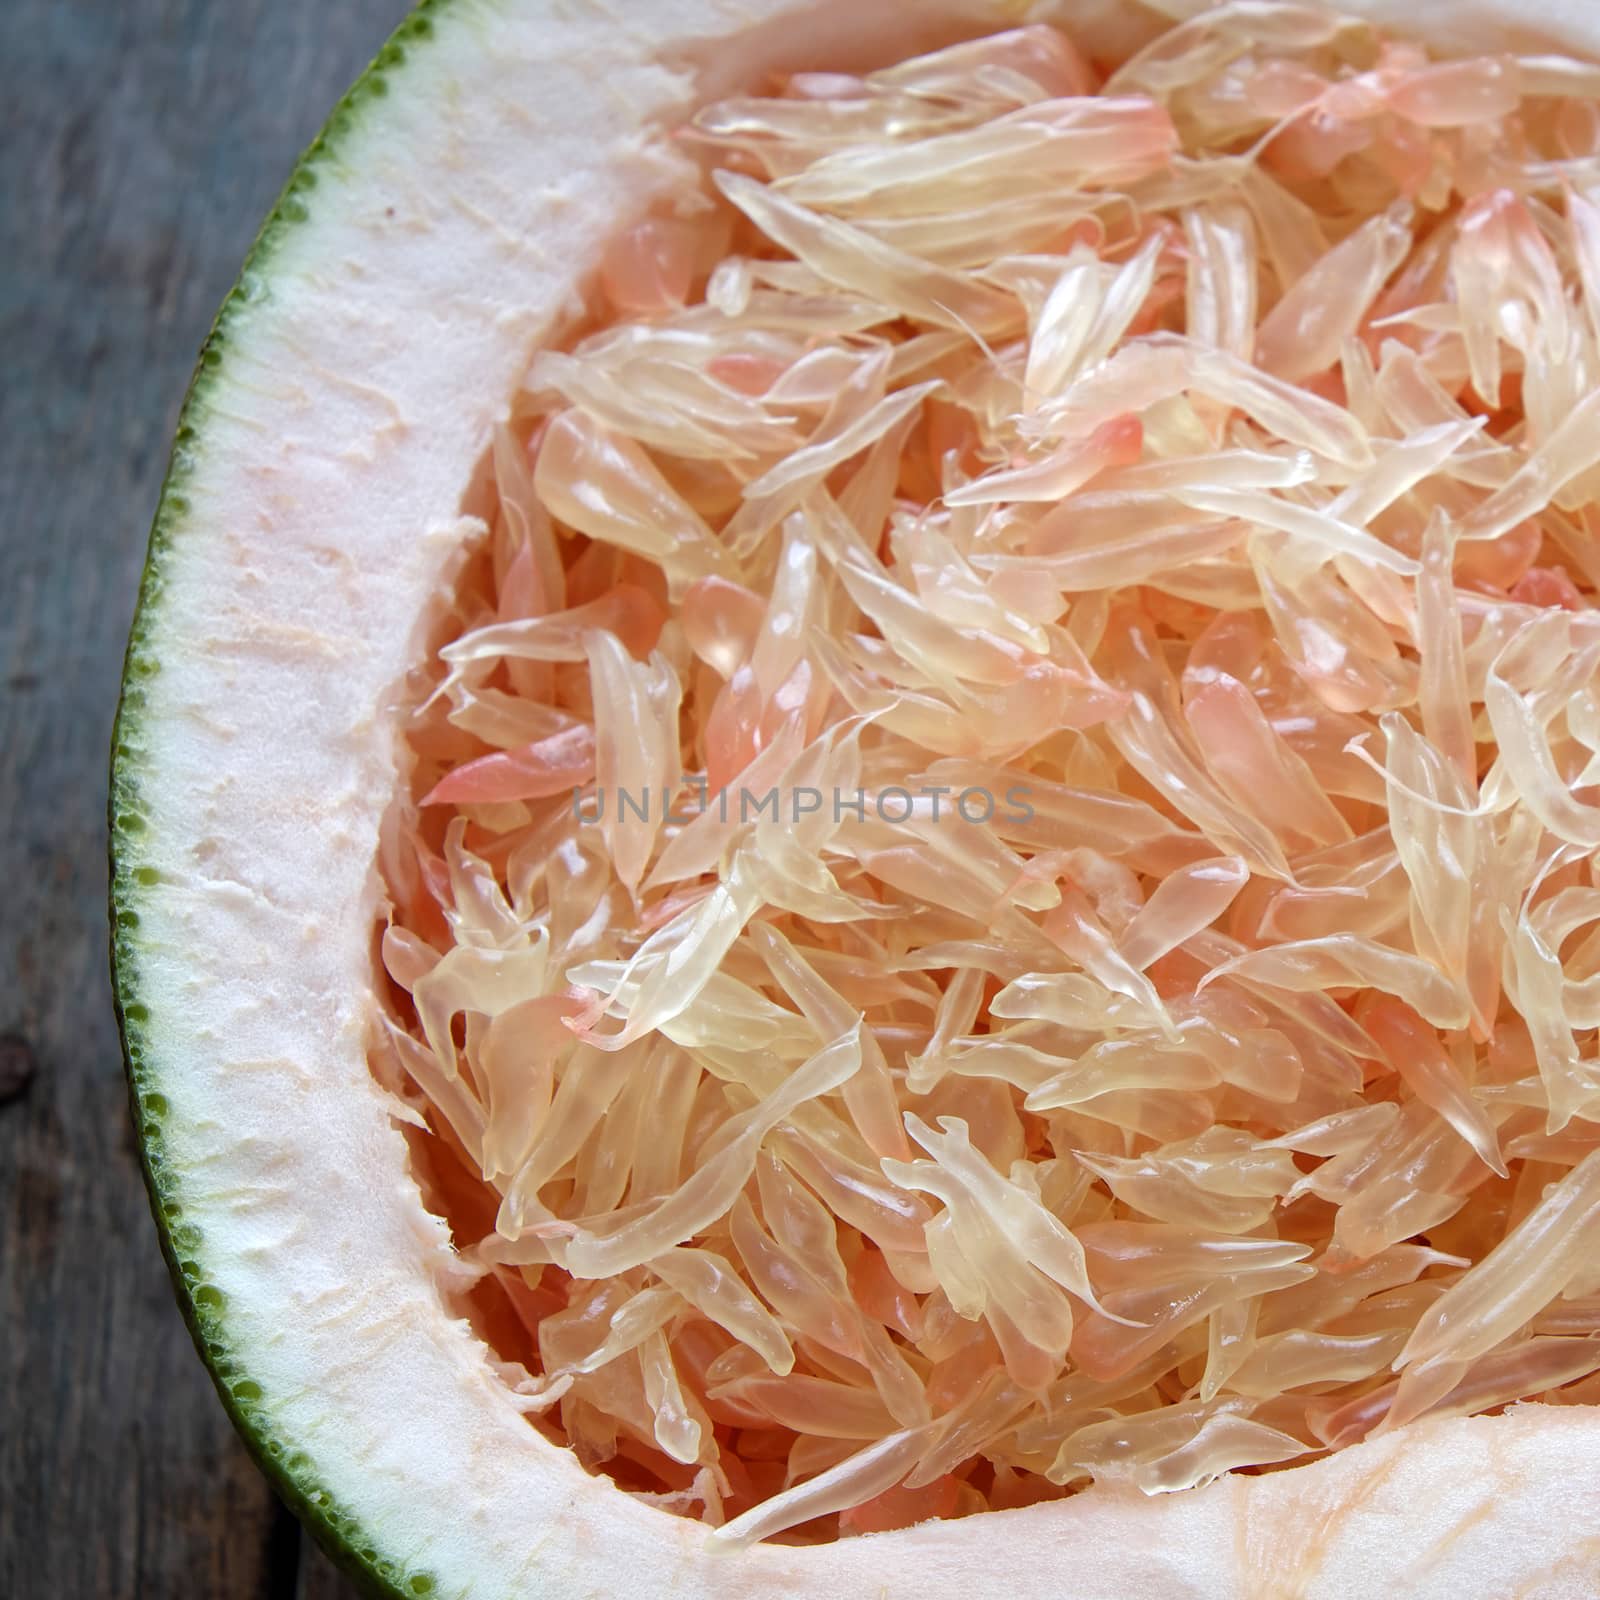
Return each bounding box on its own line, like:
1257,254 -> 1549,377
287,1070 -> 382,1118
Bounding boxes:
108,6 -> 456,1596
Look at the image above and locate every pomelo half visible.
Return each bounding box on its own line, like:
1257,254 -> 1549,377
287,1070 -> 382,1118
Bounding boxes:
111,1 -> 1600,1595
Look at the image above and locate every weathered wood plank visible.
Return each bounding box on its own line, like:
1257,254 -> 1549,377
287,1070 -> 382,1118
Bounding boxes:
0,3 -> 407,1595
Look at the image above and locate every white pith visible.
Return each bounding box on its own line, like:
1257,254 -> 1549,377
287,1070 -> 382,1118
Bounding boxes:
116,0 -> 1600,1593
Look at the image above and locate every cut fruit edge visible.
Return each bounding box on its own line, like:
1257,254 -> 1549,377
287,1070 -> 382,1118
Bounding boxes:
109,1 -> 1600,1596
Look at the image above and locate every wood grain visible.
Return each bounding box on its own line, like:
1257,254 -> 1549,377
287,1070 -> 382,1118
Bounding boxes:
0,3 -> 409,1595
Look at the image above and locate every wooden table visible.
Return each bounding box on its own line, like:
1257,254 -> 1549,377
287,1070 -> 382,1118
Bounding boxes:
1,3 -> 409,1594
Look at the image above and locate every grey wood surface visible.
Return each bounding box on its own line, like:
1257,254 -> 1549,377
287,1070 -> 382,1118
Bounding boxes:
1,3 -> 410,1595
